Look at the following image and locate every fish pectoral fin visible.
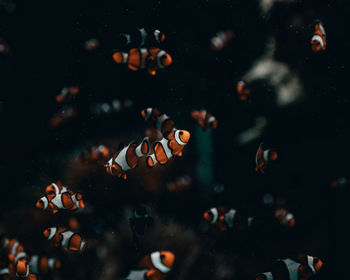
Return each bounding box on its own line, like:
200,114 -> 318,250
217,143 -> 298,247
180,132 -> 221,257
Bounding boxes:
128,64 -> 139,71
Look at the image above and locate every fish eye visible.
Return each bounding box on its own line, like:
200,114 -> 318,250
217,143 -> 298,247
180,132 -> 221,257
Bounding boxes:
179,131 -> 183,135
314,258 -> 319,263
161,55 -> 167,60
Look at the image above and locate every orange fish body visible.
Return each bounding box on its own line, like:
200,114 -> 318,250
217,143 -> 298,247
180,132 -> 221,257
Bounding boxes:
256,255 -> 323,280
1,238 -> 27,264
311,20 -> 326,52
36,183 -> 84,214
43,227 -> 86,253
274,208 -> 295,227
255,143 -> 278,174
141,108 -> 175,138
191,110 -> 218,130
210,31 -> 233,51
15,259 -> 29,278
146,47 -> 172,76
237,80 -> 251,101
138,251 -> 175,280
146,130 -> 190,168
113,48 -> 172,75
27,274 -> 40,280
105,137 -> 150,179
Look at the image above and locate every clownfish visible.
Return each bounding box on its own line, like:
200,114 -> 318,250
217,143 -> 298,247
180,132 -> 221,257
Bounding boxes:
311,20 -> 326,52
43,227 -> 87,253
36,184 -> 85,214
112,47 -> 172,76
83,145 -> 110,161
125,251 -> 175,280
84,38 -> 99,51
274,208 -> 295,227
49,105 -> 77,128
105,137 -> 150,179
237,80 -> 251,101
90,98 -> 133,116
256,255 -> 323,280
255,143 -> 278,174
28,255 -> 61,275
141,108 -> 161,124
203,207 -> 254,231
55,86 -> 79,104
1,238 -> 27,263
210,31 -> 233,51
166,175 -> 192,192
191,110 -> 218,130
331,176 -> 348,190
121,28 -> 165,48
146,130 -> 190,168
44,181 -> 66,196
141,108 -> 175,138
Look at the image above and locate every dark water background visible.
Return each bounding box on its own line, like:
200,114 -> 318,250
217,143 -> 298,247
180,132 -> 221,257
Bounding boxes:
0,0 -> 349,279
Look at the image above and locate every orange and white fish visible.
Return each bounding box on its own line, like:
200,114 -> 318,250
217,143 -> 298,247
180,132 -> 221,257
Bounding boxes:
121,28 -> 165,47
255,143 -> 278,174
1,238 -> 27,263
105,137 -> 150,179
311,20 -> 326,52
146,130 -> 190,168
43,227 -> 86,253
36,183 -> 84,214
237,80 -> 251,101
28,255 -> 61,275
210,31 -> 233,51
83,145 -> 110,161
166,175 -> 191,192
125,251 -> 175,280
203,207 -> 254,231
256,255 -> 323,280
112,47 -> 172,76
191,110 -> 218,130
55,86 -> 79,104
84,38 -> 99,51
44,181 -> 67,196
274,208 -> 295,227
141,108 -> 175,137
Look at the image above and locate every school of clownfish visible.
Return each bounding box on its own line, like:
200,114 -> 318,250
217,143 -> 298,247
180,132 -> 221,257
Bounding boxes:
1,20 -> 330,280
